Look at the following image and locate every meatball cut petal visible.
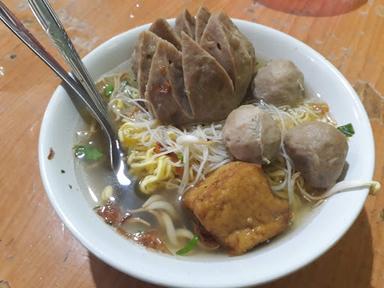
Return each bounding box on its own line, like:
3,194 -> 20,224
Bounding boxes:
253,59 -> 305,106
284,121 -> 348,190
175,9 -> 196,39
217,12 -> 256,101
183,161 -> 290,255
149,18 -> 181,50
223,105 -> 281,164
130,42 -> 140,78
195,6 -> 211,43
200,13 -> 256,104
181,32 -> 235,122
133,21 -> 180,80
200,14 -> 236,87
137,31 -> 161,99
145,38 -> 193,125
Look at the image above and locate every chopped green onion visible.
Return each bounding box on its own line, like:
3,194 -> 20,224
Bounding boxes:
337,123 -> 355,137
73,145 -> 103,161
177,152 -> 184,162
176,235 -> 199,256
103,83 -> 114,98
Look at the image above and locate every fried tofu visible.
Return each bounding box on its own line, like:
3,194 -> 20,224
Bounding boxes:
183,161 -> 290,255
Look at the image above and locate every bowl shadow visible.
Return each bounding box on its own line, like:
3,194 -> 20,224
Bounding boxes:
89,209 -> 373,288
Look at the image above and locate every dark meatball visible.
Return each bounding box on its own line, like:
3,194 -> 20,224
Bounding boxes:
284,121 -> 348,189
223,105 -> 281,164
252,59 -> 305,106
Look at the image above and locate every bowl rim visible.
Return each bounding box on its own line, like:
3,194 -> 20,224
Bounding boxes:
38,18 -> 375,288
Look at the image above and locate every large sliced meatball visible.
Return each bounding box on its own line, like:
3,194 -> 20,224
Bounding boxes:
284,121 -> 348,189
130,9 -> 256,126
223,105 -> 281,164
183,161 -> 290,255
253,59 -> 305,106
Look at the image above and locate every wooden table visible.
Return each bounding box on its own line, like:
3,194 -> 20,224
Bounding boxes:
1,0 -> 383,287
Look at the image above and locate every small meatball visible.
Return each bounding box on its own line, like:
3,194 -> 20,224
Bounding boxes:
284,121 -> 348,189
183,162 -> 290,255
223,105 -> 281,164
252,59 -> 305,106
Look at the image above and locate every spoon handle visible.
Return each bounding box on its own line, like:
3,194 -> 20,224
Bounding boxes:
0,1 -> 95,114
0,1 -> 123,173
28,0 -> 108,118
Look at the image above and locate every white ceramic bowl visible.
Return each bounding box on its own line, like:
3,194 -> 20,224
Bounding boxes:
39,19 -> 374,288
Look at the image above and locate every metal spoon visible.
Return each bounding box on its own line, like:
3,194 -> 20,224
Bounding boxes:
0,1 -> 137,211
27,0 -> 108,117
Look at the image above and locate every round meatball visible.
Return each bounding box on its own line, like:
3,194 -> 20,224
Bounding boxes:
284,121 -> 348,189
223,105 -> 281,164
252,59 -> 305,106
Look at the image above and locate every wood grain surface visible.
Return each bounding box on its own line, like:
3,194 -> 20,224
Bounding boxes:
1,0 -> 384,287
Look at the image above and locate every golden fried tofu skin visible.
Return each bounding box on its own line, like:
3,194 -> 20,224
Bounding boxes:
183,161 -> 290,255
